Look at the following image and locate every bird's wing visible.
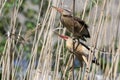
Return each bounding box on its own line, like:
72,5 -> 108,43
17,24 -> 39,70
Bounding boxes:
74,17 -> 90,38
74,17 -> 89,28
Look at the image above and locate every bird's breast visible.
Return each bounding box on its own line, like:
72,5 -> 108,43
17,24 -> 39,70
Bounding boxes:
66,41 -> 89,56
61,16 -> 75,32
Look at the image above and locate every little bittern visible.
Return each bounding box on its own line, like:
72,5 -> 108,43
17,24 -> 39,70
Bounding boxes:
52,6 -> 90,41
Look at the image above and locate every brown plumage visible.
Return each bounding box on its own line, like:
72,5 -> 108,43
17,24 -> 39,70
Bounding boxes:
52,6 -> 90,41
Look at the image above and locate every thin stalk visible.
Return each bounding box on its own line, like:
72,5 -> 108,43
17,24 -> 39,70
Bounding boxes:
72,0 -> 75,80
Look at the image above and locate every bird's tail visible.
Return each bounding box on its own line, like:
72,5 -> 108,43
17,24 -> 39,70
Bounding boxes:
92,57 -> 99,65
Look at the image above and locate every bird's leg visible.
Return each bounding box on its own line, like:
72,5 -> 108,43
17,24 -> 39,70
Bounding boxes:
82,55 -> 88,66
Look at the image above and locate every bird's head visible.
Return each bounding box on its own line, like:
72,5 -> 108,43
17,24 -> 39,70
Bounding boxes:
56,33 -> 73,50
52,6 -> 72,16
54,31 -> 69,40
54,32 -> 79,50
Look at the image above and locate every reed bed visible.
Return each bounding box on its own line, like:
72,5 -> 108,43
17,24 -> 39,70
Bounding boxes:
0,0 -> 120,80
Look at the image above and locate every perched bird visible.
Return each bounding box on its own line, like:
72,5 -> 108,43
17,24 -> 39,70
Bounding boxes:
52,6 -> 90,41
55,32 -> 99,67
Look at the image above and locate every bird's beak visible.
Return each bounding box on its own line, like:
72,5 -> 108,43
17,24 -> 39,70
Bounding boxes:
54,31 -> 68,40
52,6 -> 63,13
59,35 -> 68,40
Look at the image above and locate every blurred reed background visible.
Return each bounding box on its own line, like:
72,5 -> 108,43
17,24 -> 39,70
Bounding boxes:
0,0 -> 120,80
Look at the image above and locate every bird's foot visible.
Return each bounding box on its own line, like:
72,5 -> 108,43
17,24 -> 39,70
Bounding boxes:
86,67 -> 90,73
68,66 -> 73,72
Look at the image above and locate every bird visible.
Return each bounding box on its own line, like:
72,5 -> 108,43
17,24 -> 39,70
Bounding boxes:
52,6 -> 90,41
55,32 -> 99,67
